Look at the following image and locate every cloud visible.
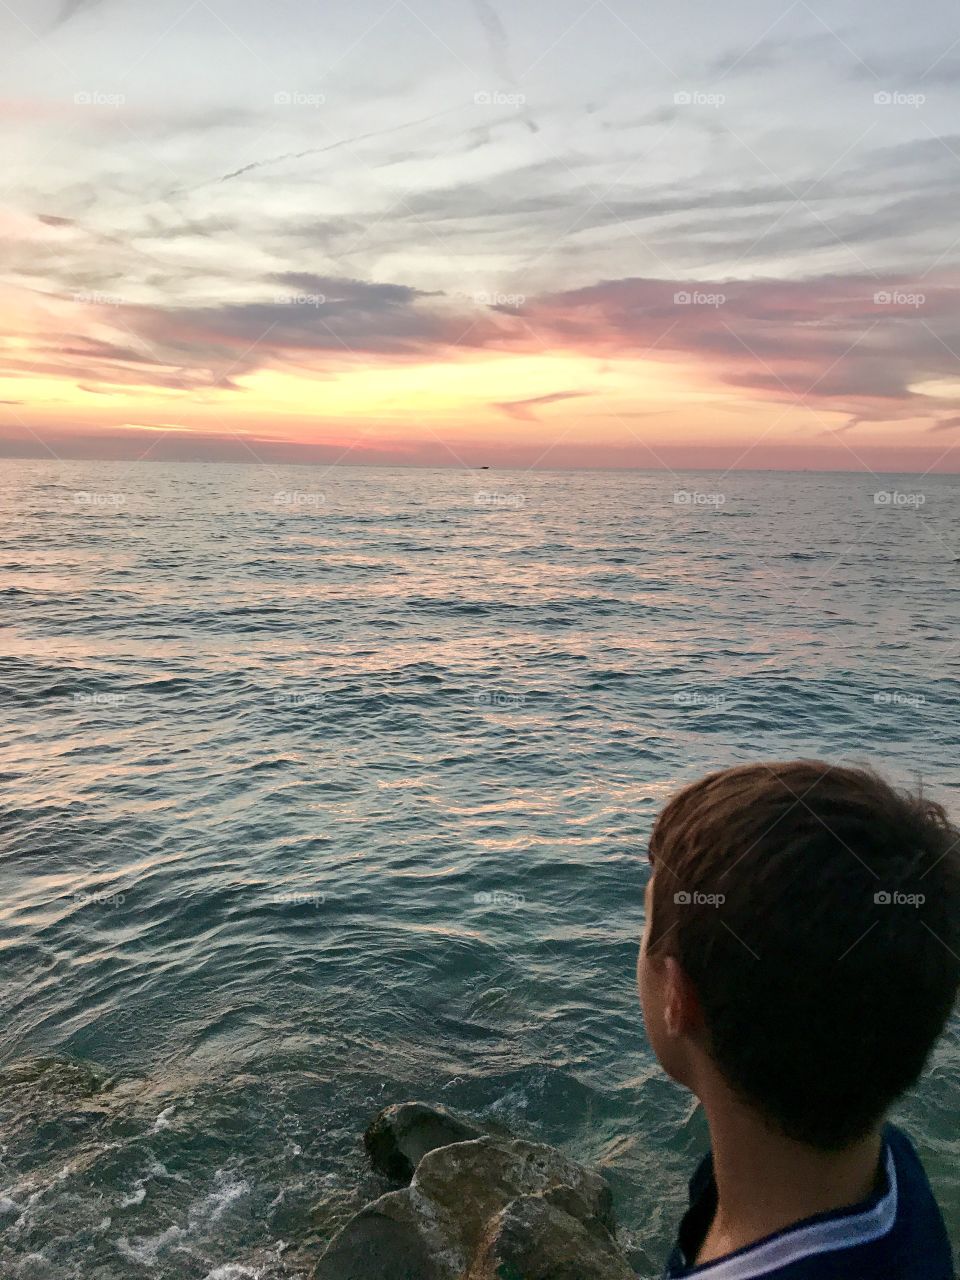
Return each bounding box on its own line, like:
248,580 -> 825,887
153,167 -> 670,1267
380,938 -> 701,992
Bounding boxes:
928,415 -> 960,433
207,105 -> 470,187
470,0 -> 512,82
493,390 -> 591,420
11,272 -> 511,394
708,31 -> 852,77
12,254 -> 960,437
514,273 -> 960,416
53,0 -> 103,27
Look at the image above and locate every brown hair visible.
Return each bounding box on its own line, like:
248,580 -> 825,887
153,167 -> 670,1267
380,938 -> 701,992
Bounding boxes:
648,760 -> 960,1149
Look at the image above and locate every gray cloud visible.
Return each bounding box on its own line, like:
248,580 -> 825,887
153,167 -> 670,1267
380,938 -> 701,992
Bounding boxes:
708,30 -> 857,77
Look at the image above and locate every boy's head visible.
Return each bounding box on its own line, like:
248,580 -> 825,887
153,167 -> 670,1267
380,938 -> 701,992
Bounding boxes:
638,760 -> 960,1151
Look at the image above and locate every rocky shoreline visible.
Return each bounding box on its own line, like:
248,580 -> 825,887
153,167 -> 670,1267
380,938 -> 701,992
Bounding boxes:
314,1101 -> 638,1279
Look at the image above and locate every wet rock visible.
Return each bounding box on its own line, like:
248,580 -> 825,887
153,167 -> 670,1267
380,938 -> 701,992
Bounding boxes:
315,1120 -> 629,1280
414,1136 -> 616,1248
364,1101 -> 485,1183
467,1192 -> 636,1280
312,1188 -> 454,1280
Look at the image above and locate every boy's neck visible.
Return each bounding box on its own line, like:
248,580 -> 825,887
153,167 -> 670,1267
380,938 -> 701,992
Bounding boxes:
696,1092 -> 884,1265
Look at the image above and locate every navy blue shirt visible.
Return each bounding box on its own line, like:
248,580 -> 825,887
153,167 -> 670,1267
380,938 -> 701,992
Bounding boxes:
664,1124 -> 954,1279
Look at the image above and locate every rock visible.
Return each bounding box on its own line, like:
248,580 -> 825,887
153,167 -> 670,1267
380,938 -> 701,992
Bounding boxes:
312,1188 -> 455,1280
467,1193 -> 637,1280
414,1137 -> 616,1249
315,1129 -> 625,1280
364,1102 -> 485,1183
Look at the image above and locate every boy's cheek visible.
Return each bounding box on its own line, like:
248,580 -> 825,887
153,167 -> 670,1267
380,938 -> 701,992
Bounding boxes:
637,945 -> 659,1031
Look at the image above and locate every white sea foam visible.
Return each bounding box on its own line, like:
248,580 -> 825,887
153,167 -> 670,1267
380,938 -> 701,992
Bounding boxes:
202,1266 -> 262,1280
115,1168 -> 250,1265
150,1105 -> 176,1133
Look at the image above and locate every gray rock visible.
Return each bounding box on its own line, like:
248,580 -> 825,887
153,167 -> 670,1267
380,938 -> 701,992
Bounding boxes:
414,1137 -> 616,1248
312,1188 -> 453,1280
315,1128 -> 626,1280
467,1193 -> 637,1280
364,1101 -> 485,1183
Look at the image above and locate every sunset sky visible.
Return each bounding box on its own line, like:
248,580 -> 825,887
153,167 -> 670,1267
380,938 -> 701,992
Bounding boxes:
3,0 -> 960,471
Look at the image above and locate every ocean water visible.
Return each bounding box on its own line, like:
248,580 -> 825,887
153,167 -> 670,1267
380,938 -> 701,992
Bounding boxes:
0,458 -> 958,1279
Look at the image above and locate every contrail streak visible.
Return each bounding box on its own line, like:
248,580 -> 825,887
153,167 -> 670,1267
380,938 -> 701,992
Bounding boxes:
212,104 -> 468,186
470,0 -> 512,84
54,0 -> 101,27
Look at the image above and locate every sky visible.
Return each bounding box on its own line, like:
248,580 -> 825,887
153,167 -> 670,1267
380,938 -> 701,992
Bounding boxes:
2,0 -> 960,472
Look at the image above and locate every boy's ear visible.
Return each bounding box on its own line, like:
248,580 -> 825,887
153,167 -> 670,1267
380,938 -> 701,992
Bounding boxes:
662,956 -> 703,1038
